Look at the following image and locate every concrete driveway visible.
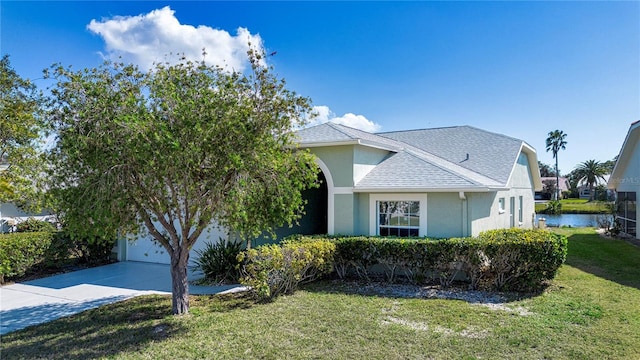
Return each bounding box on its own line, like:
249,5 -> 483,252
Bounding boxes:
0,261 -> 244,335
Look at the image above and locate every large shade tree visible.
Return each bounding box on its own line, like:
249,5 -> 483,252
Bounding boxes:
545,130 -> 568,200
574,159 -> 607,201
46,50 -> 319,314
0,55 -> 47,211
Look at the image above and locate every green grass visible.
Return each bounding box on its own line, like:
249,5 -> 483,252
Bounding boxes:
535,199 -> 611,214
2,228 -> 640,359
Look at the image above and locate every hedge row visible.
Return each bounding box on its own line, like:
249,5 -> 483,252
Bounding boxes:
0,231 -> 115,284
329,229 -> 567,291
238,229 -> 567,299
0,232 -> 54,283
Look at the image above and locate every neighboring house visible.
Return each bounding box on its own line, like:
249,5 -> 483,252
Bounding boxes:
119,123 -> 542,264
577,174 -> 611,200
607,120 -> 640,238
536,176 -> 570,200
0,203 -> 55,233
0,159 -> 55,232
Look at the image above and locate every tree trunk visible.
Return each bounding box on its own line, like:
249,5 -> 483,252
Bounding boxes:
555,158 -> 560,201
170,247 -> 190,315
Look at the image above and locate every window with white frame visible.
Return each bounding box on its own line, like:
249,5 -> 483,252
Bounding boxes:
498,198 -> 505,214
377,200 -> 420,237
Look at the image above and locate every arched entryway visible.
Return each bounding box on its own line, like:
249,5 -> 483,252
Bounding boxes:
272,170 -> 328,239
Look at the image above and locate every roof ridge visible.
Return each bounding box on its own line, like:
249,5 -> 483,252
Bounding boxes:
376,125 -> 463,135
325,122 -> 357,139
378,125 -> 524,144
402,148 -> 501,187
330,123 -> 410,151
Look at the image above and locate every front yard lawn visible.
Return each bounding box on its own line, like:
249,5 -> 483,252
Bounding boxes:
2,228 -> 639,359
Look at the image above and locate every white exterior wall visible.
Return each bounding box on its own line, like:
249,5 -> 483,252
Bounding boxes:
426,192 -> 465,238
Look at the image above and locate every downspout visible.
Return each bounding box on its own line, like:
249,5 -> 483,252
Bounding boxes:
459,192 -> 468,237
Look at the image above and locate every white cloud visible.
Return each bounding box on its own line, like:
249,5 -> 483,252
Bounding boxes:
309,105 -> 381,133
87,6 -> 263,71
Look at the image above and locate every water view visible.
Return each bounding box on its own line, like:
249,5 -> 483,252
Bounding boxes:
535,214 -> 606,228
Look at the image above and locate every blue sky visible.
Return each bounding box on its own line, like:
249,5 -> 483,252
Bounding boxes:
2,1 -> 638,175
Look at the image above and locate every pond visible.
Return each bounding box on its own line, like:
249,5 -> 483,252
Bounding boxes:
535,214 -> 607,228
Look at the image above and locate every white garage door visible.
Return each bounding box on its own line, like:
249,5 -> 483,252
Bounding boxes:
125,222 -> 228,264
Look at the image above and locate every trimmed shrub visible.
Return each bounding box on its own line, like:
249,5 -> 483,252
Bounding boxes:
192,239 -> 243,284
238,238 -> 335,301
0,232 -> 54,283
478,229 -> 568,291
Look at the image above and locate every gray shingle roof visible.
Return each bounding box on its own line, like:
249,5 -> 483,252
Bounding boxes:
378,126 -> 523,184
295,122 -> 403,151
356,151 -> 485,190
295,123 -> 528,190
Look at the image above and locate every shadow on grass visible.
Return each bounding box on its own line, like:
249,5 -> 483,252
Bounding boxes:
0,295 -> 184,360
563,230 -> 640,291
191,291 -> 257,312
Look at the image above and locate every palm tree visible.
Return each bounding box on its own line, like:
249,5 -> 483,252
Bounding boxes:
545,130 -> 568,200
574,159 -> 607,201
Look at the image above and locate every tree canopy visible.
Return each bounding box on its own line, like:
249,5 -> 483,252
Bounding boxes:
538,161 -> 556,177
0,55 -> 47,211
574,159 -> 607,201
46,50 -> 319,314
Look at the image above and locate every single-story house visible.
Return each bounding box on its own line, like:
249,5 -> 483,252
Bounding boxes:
607,120 -> 640,238
577,174 -> 611,200
536,176 -> 570,200
0,203 -> 55,233
117,123 -> 542,264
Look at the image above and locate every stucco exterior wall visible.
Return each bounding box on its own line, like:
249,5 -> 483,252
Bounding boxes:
508,152 -> 536,229
426,193 -> 464,238
310,146 -> 354,187
467,152 -> 535,235
334,194 -> 355,234
467,192 -> 502,236
355,193 -> 369,235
